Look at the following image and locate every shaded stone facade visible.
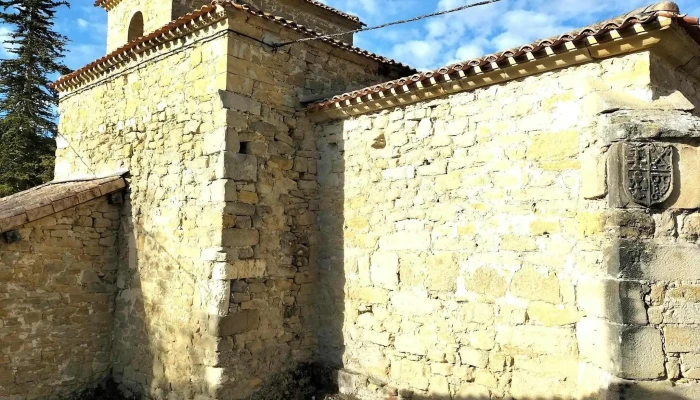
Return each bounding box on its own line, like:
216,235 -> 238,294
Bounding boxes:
3,1 -> 700,400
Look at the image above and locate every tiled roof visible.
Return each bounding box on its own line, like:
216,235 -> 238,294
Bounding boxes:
53,1 -> 411,91
298,0 -> 363,25
309,1 -> 697,112
0,175 -> 126,234
94,0 -> 363,25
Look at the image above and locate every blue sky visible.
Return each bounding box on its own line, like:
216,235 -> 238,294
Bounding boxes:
1,0 -> 700,72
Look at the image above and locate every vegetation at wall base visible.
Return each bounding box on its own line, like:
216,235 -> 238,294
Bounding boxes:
0,0 -> 70,197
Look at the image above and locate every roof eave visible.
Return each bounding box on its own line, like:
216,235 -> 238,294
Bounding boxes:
54,1 -> 413,93
310,18 -> 679,120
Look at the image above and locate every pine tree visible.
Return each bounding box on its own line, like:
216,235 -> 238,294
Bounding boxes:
0,0 -> 69,196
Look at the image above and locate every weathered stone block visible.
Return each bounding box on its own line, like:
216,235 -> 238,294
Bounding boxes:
390,290 -> 439,316
204,127 -> 240,155
350,287 -> 389,304
219,90 -> 261,115
600,110 -> 700,142
462,267 -> 508,299
215,310 -> 260,337
577,318 -> 665,379
496,325 -> 576,355
207,179 -> 238,202
665,326 -> 700,353
576,279 -> 648,325
222,229 -> 260,247
211,260 -> 266,280
527,301 -> 583,326
619,326 -> 665,379
426,253 -> 458,292
581,150 -> 608,200
378,232 -> 430,251
613,240 -> 700,281
459,346 -> 488,368
370,252 -> 399,289
510,369 -> 577,399
510,266 -> 560,304
216,152 -> 258,182
526,130 -> 578,161
390,359 -> 428,391
395,333 -> 427,355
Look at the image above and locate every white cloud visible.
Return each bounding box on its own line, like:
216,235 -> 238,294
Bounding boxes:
390,39 -> 444,71
454,43 -> 485,61
377,0 -> 662,69
0,25 -> 13,57
73,17 -> 107,35
65,43 -> 103,69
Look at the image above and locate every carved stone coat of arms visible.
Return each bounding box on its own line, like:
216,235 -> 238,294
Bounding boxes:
622,143 -> 674,207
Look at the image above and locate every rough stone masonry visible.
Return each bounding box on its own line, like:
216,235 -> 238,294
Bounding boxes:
2,1 -> 700,400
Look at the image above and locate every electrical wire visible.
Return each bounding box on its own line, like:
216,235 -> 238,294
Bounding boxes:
271,0 -> 505,48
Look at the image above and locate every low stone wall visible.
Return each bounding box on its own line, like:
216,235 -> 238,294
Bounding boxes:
0,198 -> 120,400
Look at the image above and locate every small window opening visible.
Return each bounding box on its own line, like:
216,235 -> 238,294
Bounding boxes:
128,12 -> 144,42
239,142 -> 250,154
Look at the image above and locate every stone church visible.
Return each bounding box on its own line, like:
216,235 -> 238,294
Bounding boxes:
1,0 -> 700,398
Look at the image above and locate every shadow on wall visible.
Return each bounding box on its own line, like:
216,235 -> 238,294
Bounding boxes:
111,193 -> 210,400
393,387 -> 692,400
649,51 -> 700,116
315,128 -> 346,372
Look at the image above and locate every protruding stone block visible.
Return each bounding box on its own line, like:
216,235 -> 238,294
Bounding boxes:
577,318 -> 665,379
212,309 -> 260,337
576,279 -> 648,325
612,240 -> 700,281
218,90 -> 261,115
216,152 -> 258,182
581,150 -> 608,199
204,127 -> 240,155
619,326 -> 665,379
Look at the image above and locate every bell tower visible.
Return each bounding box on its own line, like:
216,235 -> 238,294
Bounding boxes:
97,0 -> 210,53
97,0 -> 363,54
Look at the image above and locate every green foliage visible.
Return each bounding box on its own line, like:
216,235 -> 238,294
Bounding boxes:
0,0 -> 70,196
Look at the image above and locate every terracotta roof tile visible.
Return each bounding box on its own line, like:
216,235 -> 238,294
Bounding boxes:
53,1 -> 411,91
94,0 -> 363,25
309,2 -> 694,112
297,0 -> 363,24
0,175 -> 127,234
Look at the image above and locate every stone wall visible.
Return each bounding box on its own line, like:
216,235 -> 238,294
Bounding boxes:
586,52 -> 700,399
211,11 -> 406,399
314,50 -> 700,399
0,198 -> 120,400
58,21 -> 231,399
57,7 -> 404,399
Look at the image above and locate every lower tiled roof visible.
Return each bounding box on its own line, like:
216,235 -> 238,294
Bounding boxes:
309,2 -> 696,112
0,175 -> 126,234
